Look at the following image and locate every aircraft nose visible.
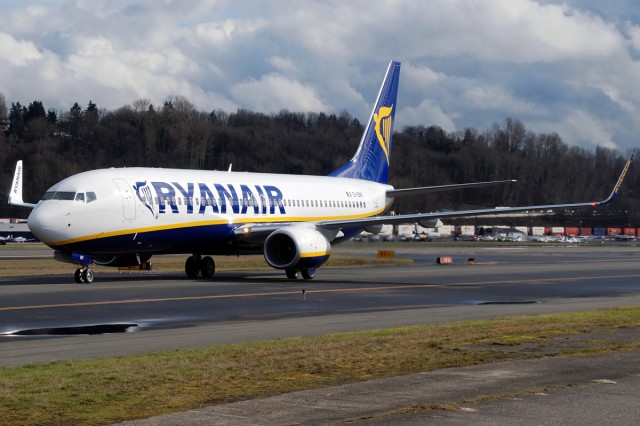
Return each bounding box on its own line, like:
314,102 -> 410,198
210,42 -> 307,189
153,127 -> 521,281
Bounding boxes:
28,205 -> 65,242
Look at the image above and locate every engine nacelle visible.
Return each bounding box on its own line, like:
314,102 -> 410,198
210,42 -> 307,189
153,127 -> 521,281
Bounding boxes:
417,219 -> 443,228
363,224 -> 383,234
264,227 -> 331,270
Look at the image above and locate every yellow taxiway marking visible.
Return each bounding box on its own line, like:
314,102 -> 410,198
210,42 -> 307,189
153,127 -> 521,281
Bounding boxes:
0,284 -> 435,312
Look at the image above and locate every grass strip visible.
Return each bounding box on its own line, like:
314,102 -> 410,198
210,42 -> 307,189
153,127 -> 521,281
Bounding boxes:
0,254 -> 413,277
1,307 -> 640,425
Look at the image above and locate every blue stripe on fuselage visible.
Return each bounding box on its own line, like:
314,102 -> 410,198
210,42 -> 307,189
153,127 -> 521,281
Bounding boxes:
56,222 -> 240,255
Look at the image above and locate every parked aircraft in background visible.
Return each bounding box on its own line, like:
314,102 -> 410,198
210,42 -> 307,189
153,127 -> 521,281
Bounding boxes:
0,234 -> 35,243
9,236 -> 34,243
8,61 -> 634,283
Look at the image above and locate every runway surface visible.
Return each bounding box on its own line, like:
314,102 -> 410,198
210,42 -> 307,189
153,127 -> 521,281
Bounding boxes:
2,243 -> 640,366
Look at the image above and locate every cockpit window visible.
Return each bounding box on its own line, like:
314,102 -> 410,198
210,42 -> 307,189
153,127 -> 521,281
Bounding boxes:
40,191 -> 98,202
52,191 -> 75,200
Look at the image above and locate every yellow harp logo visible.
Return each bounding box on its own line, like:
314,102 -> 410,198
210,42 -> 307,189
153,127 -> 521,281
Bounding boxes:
374,105 -> 393,163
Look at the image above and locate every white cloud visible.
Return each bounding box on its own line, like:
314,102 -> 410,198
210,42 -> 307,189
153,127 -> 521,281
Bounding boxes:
231,73 -> 328,112
0,0 -> 638,151
558,110 -> 617,149
399,100 -> 456,133
0,33 -> 43,66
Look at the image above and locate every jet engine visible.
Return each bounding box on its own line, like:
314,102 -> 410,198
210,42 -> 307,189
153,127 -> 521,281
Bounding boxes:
264,227 -> 331,270
363,224 -> 383,234
417,219 -> 443,228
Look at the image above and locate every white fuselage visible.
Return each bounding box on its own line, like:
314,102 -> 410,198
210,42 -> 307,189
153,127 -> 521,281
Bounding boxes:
28,167 -> 392,256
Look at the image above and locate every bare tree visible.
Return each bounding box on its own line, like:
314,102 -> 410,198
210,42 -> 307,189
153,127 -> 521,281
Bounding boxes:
0,92 -> 7,120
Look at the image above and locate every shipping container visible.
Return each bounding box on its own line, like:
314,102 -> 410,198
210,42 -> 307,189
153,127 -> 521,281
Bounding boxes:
564,227 -> 579,236
437,225 -> 455,236
607,227 -> 622,236
593,227 -> 606,237
515,226 -> 528,234
623,228 -> 637,236
579,227 -> 592,236
397,224 -> 415,237
531,226 -> 545,236
551,226 -> 565,236
459,225 -> 475,236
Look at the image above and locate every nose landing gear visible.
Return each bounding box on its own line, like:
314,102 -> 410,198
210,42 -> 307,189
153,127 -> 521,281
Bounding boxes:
74,267 -> 94,284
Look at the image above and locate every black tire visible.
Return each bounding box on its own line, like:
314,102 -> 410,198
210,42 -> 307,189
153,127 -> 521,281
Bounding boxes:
200,256 -> 216,278
82,268 -> 94,284
74,268 -> 84,284
285,269 -> 300,280
301,268 -> 316,280
185,256 -> 200,278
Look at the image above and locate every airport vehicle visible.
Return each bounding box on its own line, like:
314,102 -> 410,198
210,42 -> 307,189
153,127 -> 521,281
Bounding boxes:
8,61 -> 634,283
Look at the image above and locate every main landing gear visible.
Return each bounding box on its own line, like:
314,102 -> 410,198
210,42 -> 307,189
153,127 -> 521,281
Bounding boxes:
185,255 -> 216,279
183,254 -> 316,281
74,266 -> 94,284
285,268 -> 316,280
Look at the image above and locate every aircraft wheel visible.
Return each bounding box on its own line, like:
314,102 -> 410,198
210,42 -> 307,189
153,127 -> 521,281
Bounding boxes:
185,256 -> 200,278
82,268 -> 94,284
74,268 -> 84,284
285,269 -> 300,280
301,268 -> 316,280
200,256 -> 216,278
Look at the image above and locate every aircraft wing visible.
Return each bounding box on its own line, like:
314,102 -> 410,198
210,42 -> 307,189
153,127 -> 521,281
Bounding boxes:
386,179 -> 516,197
319,153 -> 633,230
234,154 -> 633,240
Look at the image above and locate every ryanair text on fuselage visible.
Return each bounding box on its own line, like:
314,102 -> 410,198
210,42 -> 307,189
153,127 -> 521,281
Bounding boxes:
134,180 -> 286,216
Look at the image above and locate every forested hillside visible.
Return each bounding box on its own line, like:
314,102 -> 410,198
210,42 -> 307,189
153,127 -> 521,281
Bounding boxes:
1,96 -> 638,226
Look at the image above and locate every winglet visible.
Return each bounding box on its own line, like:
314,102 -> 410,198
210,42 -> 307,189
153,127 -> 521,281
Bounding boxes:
8,161 -> 37,208
596,154 -> 634,206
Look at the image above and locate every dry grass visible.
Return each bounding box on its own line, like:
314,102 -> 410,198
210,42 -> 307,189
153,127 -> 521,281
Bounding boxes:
0,247 -> 413,277
1,308 -> 640,425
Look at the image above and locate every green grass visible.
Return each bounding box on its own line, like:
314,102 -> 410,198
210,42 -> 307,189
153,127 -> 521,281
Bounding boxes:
0,253 -> 413,277
2,307 -> 640,425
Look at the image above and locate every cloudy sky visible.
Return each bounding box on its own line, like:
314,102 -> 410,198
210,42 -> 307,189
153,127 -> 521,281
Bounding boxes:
1,0 -> 639,152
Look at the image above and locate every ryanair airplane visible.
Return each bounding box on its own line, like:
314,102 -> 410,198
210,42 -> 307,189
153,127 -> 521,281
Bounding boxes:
7,61 -> 634,283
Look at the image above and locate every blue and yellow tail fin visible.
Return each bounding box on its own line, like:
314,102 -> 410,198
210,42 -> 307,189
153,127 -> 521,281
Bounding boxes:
329,60 -> 401,184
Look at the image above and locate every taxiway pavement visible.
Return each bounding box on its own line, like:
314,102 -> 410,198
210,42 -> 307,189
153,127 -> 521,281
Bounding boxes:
2,244 -> 640,367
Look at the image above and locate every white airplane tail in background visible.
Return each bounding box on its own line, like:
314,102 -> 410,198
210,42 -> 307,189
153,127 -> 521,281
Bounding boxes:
8,160 -> 37,208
